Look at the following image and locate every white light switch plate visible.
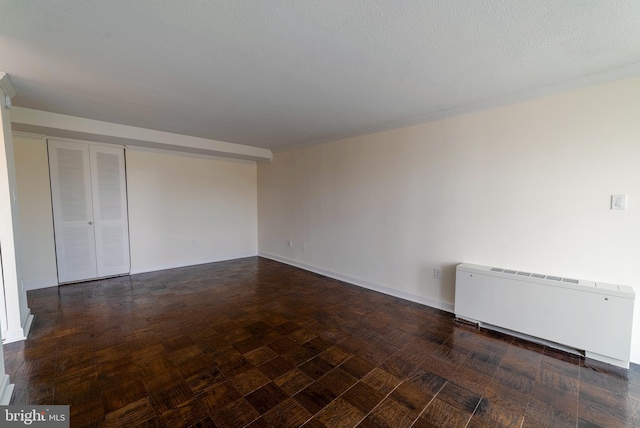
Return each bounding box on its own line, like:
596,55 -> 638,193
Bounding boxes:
611,194 -> 627,210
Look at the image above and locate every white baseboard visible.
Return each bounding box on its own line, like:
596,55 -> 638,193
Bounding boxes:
3,328 -> 26,344
2,309 -> 34,344
0,375 -> 14,405
130,252 -> 259,275
24,277 -> 58,291
258,252 -> 454,314
21,309 -> 34,339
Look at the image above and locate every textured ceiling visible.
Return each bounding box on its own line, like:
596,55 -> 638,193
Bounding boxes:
1,1 -> 640,150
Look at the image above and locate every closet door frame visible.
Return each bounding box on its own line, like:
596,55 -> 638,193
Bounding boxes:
48,138 -> 131,284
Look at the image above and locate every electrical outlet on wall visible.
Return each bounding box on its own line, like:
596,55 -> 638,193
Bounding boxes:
434,268 -> 442,280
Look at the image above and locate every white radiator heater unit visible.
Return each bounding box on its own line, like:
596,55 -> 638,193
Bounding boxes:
455,263 -> 635,368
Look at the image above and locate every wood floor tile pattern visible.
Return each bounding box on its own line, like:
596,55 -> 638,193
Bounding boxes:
5,257 -> 640,427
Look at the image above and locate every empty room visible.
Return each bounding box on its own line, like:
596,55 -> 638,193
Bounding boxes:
1,1 -> 640,427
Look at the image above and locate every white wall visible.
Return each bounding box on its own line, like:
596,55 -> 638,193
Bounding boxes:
13,134 -> 58,290
127,148 -> 258,273
258,76 -> 640,361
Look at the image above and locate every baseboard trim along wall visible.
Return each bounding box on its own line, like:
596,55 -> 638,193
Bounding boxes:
24,278 -> 59,291
3,309 -> 33,344
22,255 -> 260,287
21,309 -> 34,341
258,252 -> 455,314
129,252 -> 259,275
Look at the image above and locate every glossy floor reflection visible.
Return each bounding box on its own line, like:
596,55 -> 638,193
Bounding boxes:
4,257 -> 639,427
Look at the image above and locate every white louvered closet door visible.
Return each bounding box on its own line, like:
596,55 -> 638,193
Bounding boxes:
49,140 -> 98,283
49,140 -> 130,283
89,145 -> 130,278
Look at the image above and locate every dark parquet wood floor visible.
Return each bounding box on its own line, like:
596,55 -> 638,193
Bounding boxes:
4,257 -> 640,427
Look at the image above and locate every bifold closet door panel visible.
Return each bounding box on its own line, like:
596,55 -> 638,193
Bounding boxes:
48,140 -> 98,283
89,145 -> 130,277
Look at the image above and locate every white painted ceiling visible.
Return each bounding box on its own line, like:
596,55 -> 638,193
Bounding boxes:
1,1 -> 640,150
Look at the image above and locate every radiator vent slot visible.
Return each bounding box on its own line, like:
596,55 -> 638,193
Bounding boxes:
491,267 -> 578,283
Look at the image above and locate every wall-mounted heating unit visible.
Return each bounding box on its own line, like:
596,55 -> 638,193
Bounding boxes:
455,263 -> 635,368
